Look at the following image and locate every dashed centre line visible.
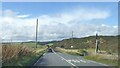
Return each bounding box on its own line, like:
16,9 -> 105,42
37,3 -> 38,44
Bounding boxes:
52,49 -> 78,68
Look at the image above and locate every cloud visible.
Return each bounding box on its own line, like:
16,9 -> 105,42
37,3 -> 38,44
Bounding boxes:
1,8 -> 118,42
17,15 -> 30,18
3,9 -> 17,17
60,8 -> 110,21
3,9 -> 30,18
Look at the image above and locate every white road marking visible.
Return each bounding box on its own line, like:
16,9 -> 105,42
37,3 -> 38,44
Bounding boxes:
76,60 -> 80,63
52,49 -> 56,54
33,58 -> 40,66
60,56 -> 76,66
33,53 -> 46,66
87,60 -> 109,66
43,53 -> 46,55
67,59 -> 87,63
52,49 -> 78,68
80,60 -> 87,63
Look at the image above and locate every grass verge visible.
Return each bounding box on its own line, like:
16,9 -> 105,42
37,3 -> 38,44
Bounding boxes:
84,49 -> 118,67
84,55 -> 118,66
2,43 -> 47,66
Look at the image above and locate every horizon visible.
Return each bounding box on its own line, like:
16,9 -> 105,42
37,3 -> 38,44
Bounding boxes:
2,2 -> 118,42
2,35 -> 119,43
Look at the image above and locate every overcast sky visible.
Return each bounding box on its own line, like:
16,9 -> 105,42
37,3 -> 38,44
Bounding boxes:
1,2 -> 118,42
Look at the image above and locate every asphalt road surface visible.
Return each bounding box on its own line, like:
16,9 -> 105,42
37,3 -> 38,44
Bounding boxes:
33,49 -> 110,68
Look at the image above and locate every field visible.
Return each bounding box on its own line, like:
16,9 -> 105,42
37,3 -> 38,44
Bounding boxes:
2,42 -> 47,66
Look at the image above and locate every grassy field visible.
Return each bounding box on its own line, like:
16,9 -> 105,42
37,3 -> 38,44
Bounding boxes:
2,42 -> 47,66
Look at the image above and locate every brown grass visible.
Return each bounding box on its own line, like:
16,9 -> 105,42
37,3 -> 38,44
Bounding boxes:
86,49 -> 118,60
56,47 -> 118,60
2,45 -> 34,63
56,47 -> 78,53
55,47 -> 85,56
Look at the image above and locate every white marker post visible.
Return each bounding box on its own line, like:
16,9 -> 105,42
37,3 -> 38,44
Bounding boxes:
71,46 -> 73,48
71,46 -> 73,52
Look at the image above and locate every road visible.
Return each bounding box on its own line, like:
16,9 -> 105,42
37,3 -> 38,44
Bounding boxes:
33,49 -> 110,68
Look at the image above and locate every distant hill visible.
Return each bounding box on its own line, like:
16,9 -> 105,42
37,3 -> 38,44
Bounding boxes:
15,41 -> 59,45
38,41 -> 59,45
53,35 -> 119,53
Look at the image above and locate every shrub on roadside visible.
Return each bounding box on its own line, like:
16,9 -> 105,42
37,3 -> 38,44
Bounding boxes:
2,45 -> 34,65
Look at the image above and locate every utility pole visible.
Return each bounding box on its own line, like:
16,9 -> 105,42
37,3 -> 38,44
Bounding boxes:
95,33 -> 99,54
36,19 -> 38,48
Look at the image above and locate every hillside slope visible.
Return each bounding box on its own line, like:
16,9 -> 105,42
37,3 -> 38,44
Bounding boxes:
53,35 -> 118,54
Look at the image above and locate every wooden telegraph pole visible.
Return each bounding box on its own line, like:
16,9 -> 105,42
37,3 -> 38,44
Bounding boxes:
36,19 -> 38,48
95,33 -> 99,54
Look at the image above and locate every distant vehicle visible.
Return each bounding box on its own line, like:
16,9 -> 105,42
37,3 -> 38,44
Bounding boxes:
48,48 -> 53,52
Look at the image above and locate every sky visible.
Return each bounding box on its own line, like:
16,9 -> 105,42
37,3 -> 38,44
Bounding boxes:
1,0 -> 120,2
1,2 -> 118,42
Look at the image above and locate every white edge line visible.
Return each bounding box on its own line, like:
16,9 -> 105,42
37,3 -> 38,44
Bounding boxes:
87,60 -> 109,66
43,53 -> 46,55
33,53 -> 46,66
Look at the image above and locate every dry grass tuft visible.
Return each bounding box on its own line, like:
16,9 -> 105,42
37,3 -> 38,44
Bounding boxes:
55,47 -> 85,56
86,49 -> 118,60
2,45 -> 34,63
